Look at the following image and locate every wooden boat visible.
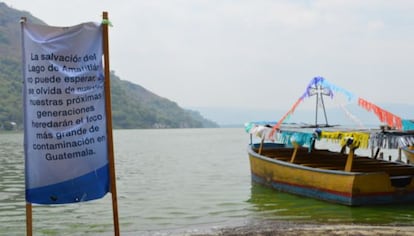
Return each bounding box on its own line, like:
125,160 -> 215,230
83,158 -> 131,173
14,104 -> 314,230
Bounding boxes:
248,136 -> 414,206
247,77 -> 414,206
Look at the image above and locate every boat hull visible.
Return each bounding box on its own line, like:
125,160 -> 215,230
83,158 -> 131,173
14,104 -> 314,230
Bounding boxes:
248,144 -> 414,206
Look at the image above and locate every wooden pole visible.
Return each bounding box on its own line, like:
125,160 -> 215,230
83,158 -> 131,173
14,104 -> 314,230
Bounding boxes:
21,16 -> 33,236
290,143 -> 299,163
26,202 -> 32,236
344,148 -> 354,172
102,12 -> 120,236
258,137 -> 264,155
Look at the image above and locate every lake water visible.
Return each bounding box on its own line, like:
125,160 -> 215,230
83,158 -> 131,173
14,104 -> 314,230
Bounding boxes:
2,128 -> 414,235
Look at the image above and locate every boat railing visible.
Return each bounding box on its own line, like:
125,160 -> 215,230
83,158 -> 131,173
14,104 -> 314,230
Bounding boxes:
252,142 -> 414,177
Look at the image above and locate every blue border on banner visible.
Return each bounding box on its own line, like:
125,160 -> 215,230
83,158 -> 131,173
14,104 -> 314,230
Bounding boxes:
26,164 -> 109,204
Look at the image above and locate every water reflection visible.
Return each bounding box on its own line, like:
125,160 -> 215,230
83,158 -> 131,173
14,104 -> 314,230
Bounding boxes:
0,133 -> 26,233
248,183 -> 414,225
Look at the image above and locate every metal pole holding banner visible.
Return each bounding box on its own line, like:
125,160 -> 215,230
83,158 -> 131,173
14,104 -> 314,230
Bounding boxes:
102,12 -> 120,236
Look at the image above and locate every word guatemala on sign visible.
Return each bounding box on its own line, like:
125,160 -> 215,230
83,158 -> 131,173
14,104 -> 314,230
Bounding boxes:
22,22 -> 110,204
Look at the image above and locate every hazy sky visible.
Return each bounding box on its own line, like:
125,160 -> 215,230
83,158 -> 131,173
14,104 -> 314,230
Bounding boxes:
4,1 -> 414,117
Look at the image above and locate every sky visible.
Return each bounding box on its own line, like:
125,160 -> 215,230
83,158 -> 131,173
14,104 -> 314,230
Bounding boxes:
4,0 -> 414,124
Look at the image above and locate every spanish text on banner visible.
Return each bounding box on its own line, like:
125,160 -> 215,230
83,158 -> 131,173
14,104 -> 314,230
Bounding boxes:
22,22 -> 109,204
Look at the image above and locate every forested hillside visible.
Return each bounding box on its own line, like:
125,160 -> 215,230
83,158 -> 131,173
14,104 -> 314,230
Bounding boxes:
0,2 -> 218,130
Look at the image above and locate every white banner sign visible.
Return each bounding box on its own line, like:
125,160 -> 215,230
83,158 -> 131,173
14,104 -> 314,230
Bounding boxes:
22,22 -> 109,204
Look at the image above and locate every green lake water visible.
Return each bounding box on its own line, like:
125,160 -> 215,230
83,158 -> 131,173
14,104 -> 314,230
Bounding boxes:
1,128 -> 414,235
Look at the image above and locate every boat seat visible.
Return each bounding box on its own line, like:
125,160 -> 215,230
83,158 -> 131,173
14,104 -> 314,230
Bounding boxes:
390,175 -> 414,179
389,175 -> 413,188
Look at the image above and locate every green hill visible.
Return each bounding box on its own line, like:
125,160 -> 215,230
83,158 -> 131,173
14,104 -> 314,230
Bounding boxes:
0,2 -> 218,130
